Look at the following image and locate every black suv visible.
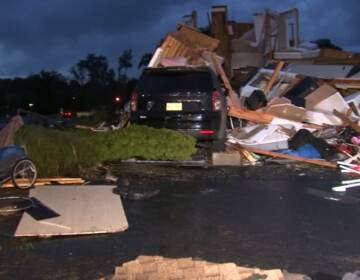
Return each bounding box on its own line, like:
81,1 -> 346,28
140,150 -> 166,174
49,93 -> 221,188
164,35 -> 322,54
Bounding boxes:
130,67 -> 227,149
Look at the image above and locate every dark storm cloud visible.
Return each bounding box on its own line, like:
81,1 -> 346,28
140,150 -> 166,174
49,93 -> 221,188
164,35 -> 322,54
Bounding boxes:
0,0 -> 359,77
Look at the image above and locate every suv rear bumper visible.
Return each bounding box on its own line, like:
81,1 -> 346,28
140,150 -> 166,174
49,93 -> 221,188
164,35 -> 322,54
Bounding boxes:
131,112 -> 224,140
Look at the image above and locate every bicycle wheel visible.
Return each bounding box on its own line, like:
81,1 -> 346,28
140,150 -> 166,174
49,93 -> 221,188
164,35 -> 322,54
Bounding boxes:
11,159 -> 37,189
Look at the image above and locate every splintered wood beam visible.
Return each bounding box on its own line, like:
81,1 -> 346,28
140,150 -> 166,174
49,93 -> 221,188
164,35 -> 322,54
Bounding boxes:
330,79 -> 360,86
333,110 -> 360,134
209,52 -> 237,98
228,106 -> 274,124
264,61 -> 285,94
228,143 -> 338,168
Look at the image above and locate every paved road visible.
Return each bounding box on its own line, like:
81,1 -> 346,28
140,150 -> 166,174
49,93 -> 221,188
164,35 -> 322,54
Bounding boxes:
0,164 -> 359,279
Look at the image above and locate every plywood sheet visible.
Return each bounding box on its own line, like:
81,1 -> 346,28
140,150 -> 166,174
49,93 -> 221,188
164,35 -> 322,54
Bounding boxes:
15,185 -> 128,237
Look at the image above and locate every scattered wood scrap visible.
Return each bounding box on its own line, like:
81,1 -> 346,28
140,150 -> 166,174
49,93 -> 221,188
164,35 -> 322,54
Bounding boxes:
208,52 -> 276,124
333,110 -> 360,134
210,52 -> 237,98
2,178 -> 85,188
227,145 -> 257,163
264,61 -> 285,94
229,143 -> 337,168
228,105 -> 274,124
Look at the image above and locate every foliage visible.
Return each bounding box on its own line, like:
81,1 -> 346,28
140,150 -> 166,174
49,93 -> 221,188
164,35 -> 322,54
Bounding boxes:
70,53 -> 115,85
0,51 -> 151,116
138,53 -> 153,69
313,38 -> 342,51
118,49 -> 133,78
15,125 -> 196,177
0,70 -> 70,115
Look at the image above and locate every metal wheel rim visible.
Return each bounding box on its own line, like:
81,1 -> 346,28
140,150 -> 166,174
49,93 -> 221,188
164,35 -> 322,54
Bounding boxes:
12,159 -> 37,189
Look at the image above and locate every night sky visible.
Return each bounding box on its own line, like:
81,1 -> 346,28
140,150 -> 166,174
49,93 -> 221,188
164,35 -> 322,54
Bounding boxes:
0,0 -> 359,78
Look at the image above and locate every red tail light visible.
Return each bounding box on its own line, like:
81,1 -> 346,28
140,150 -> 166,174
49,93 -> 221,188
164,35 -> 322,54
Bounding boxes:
212,91 -> 221,111
200,130 -> 215,135
130,91 -> 138,112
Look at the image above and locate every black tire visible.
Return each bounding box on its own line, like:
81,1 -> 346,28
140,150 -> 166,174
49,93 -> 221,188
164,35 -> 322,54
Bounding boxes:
11,159 -> 37,189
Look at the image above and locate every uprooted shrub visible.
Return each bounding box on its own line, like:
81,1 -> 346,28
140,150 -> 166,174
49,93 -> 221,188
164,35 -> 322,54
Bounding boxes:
15,125 -> 196,177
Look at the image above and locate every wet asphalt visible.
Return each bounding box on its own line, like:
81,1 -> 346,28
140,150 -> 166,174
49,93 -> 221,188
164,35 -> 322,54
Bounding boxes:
0,164 -> 360,280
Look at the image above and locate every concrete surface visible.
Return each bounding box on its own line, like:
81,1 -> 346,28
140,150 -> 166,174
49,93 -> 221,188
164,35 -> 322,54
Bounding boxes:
0,164 -> 359,280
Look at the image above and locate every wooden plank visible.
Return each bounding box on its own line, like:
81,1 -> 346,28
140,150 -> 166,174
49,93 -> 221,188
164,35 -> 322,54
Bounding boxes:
228,106 -> 274,124
229,143 -> 337,168
2,182 -> 47,188
333,110 -> 360,134
264,61 -> 285,94
177,25 -> 219,51
3,178 -> 85,188
210,52 -> 237,99
329,79 -> 360,86
38,178 -> 84,181
227,146 -> 257,163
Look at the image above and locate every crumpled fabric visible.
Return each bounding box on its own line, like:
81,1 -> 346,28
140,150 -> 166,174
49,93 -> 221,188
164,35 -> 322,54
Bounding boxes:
277,144 -> 322,159
289,129 -> 337,160
351,136 -> 360,145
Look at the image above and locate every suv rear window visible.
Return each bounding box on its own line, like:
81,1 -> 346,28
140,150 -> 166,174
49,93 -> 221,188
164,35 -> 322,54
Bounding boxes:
137,71 -> 214,92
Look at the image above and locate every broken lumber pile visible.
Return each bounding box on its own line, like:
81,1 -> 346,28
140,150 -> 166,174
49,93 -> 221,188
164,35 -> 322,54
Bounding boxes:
110,256 -> 297,280
146,11 -> 360,172
229,143 -> 337,168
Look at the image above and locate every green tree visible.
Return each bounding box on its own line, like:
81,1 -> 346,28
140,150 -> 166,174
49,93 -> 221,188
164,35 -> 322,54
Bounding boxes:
313,39 -> 342,51
138,52 -> 153,69
70,54 -> 115,86
118,49 -> 133,80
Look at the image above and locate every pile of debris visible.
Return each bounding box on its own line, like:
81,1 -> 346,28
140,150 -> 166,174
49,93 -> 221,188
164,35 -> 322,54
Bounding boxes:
110,256 -> 307,280
145,5 -> 360,176
227,61 -> 360,170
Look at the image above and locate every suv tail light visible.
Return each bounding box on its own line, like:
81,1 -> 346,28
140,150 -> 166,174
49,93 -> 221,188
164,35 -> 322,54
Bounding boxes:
130,91 -> 138,112
200,130 -> 215,135
212,91 -> 221,111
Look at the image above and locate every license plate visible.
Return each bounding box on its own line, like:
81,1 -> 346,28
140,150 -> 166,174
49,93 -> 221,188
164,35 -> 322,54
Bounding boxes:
166,102 -> 182,111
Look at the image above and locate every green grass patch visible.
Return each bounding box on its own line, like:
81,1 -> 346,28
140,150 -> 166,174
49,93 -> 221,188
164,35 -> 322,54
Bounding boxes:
15,125 -> 196,177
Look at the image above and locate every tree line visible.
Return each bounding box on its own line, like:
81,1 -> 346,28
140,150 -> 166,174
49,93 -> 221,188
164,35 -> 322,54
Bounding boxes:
0,50 -> 152,116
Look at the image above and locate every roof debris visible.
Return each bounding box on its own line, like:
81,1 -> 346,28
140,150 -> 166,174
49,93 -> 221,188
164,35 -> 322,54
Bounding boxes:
144,5 -> 360,188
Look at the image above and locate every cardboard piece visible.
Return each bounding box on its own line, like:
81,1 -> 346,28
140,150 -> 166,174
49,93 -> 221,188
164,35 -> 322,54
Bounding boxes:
265,104 -> 307,123
305,84 -> 350,114
212,151 -> 242,166
312,92 -> 350,114
306,110 -> 343,126
305,84 -> 337,109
